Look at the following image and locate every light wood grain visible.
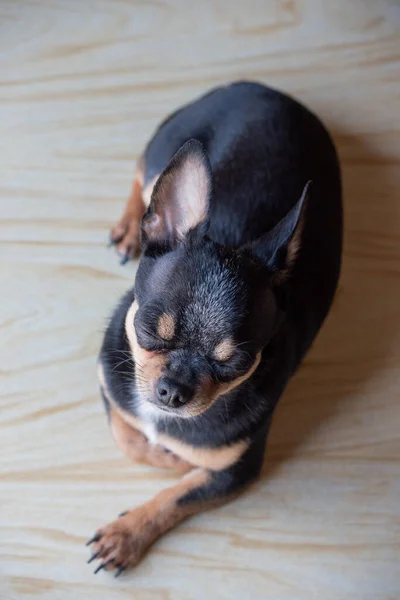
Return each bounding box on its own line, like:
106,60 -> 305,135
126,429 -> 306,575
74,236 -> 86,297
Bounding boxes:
1,1 -> 399,599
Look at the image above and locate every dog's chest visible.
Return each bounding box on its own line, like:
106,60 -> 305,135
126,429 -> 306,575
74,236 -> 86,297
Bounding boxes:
134,402 -> 161,444
142,421 -> 158,445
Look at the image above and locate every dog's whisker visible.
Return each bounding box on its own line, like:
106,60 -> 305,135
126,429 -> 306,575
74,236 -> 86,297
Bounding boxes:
111,357 -> 135,372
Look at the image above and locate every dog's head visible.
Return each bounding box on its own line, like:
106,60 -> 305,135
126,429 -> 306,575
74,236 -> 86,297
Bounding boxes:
125,140 -> 309,418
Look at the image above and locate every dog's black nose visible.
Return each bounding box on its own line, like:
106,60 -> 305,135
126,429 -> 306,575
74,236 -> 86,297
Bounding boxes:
156,378 -> 192,408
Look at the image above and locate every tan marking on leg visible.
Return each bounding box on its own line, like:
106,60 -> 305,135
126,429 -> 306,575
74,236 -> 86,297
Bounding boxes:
110,158 -> 146,258
109,405 -> 193,474
157,433 -> 249,471
90,468 -> 223,570
157,312 -> 175,340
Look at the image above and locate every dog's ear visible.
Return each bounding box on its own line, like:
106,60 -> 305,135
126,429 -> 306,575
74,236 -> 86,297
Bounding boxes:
244,181 -> 311,283
141,139 -> 212,248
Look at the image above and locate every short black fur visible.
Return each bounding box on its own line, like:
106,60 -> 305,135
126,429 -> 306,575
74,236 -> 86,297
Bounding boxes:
100,81 -> 342,501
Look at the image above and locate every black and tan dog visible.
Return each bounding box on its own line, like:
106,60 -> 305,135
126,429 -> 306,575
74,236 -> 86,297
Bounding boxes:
87,81 -> 342,575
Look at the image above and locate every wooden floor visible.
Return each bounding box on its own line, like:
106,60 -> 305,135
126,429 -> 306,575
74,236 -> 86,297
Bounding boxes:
1,1 -> 399,599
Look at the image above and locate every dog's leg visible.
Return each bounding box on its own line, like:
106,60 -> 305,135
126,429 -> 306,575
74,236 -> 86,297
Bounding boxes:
110,158 -> 146,263
87,428 -> 267,574
109,405 -> 193,475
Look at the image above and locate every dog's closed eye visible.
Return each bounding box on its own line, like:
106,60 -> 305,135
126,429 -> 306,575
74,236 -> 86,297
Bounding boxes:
135,324 -> 171,353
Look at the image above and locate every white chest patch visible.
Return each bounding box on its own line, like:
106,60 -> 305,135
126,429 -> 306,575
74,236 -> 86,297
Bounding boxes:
135,401 -> 162,445
142,421 -> 158,445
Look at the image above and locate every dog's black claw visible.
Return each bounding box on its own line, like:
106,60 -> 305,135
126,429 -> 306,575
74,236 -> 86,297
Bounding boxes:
94,559 -> 113,575
86,534 -> 100,546
118,511 -> 128,518
94,563 -> 106,575
109,231 -> 126,246
108,231 -> 120,247
115,566 -> 126,578
87,552 -> 99,564
119,254 -> 129,266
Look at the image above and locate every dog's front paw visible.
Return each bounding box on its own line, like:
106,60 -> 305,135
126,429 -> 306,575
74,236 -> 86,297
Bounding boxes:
109,216 -> 141,264
86,509 -> 153,575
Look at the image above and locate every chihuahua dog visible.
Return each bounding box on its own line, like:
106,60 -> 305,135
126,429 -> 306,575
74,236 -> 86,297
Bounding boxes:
87,81 -> 342,575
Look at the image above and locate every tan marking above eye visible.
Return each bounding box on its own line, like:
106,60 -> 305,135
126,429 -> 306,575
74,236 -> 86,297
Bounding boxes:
213,337 -> 235,362
157,313 -> 175,341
